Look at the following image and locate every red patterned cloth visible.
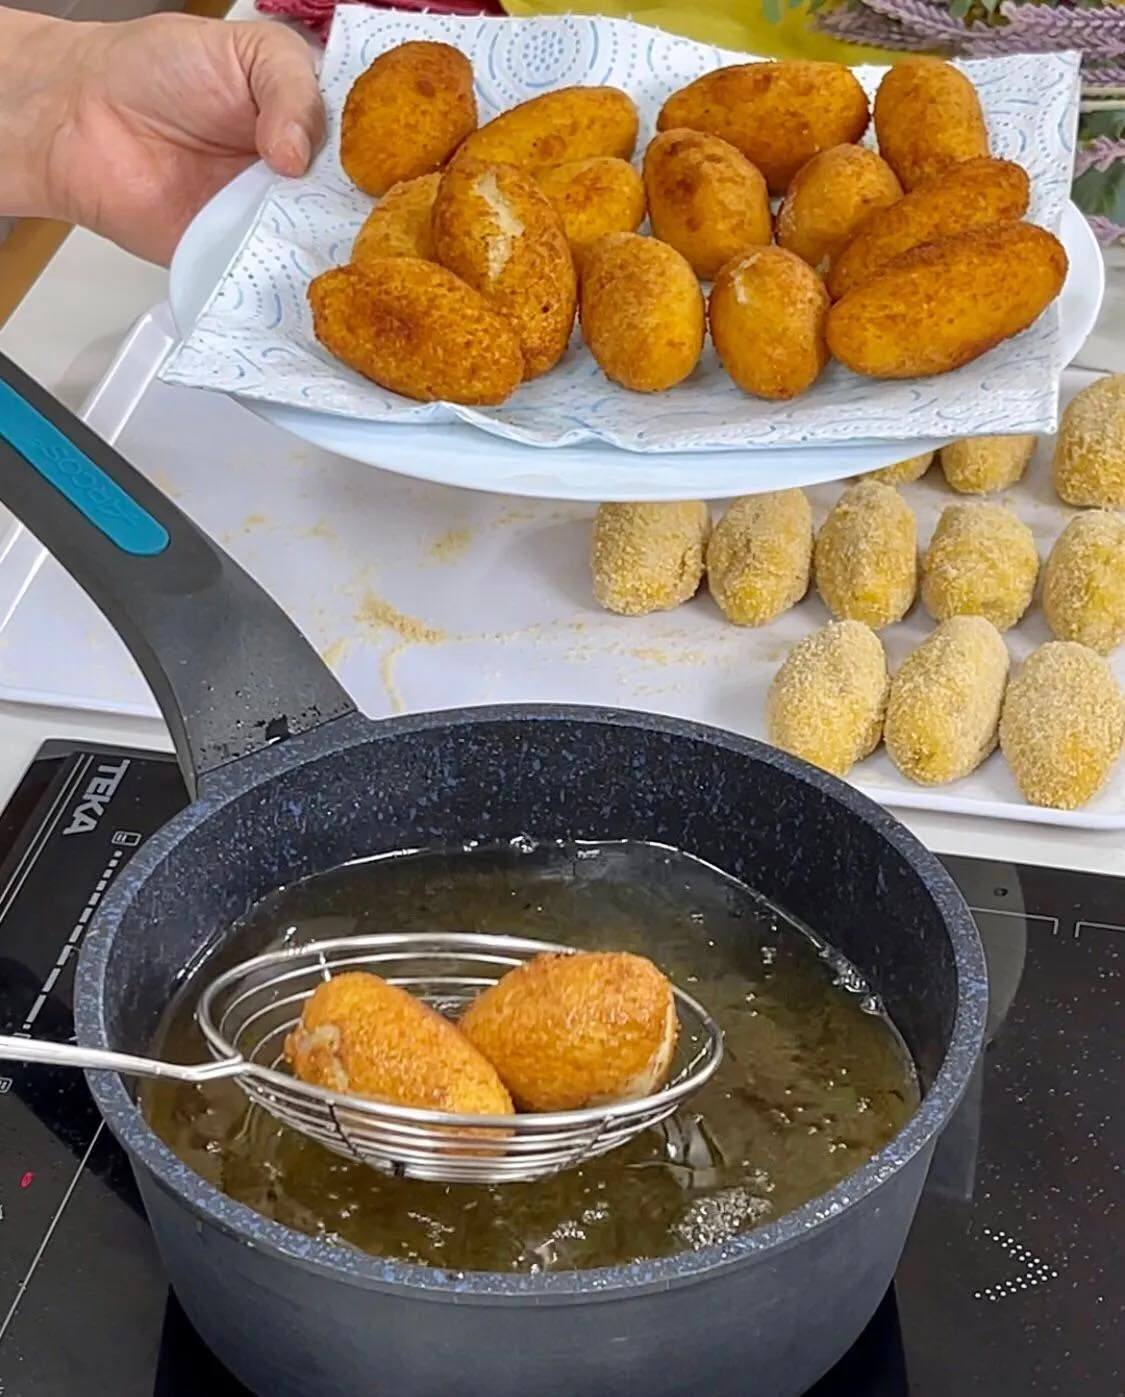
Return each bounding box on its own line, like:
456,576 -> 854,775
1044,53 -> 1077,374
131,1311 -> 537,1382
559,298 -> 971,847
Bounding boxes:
256,0 -> 502,42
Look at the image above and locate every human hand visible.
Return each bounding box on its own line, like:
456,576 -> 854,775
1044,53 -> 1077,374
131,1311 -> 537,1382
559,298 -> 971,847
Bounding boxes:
10,13 -> 325,264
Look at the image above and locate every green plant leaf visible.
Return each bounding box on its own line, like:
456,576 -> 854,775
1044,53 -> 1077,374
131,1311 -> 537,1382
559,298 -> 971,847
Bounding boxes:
1073,163 -> 1125,226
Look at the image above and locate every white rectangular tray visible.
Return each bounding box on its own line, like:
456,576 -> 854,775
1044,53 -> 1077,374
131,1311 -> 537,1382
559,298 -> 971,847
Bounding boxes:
0,304 -> 1121,830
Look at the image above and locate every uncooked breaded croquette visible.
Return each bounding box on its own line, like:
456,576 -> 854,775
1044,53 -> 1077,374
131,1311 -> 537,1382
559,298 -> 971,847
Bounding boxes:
591,501 -> 710,615
706,491 -> 812,626
352,173 -> 440,265
535,157 -> 646,271
921,503 -> 1039,632
884,616 -> 1010,785
1043,511 -> 1125,655
766,620 -> 889,777
776,144 -> 901,273
340,42 -> 477,197
866,451 -> 933,486
814,481 -> 917,629
1052,375 -> 1125,508
1000,642 -> 1125,809
284,971 -> 513,1115
460,951 -> 677,1112
939,435 -> 1037,495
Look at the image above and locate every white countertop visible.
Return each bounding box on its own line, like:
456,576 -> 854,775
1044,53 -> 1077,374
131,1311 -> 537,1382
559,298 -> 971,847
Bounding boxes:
1,12 -> 1122,878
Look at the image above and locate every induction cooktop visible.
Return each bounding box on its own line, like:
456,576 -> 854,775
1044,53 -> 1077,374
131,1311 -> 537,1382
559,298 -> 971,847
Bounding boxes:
0,741 -> 1119,1396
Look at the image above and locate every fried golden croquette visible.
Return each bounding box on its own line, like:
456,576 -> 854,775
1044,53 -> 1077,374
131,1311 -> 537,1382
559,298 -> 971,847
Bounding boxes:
432,157 -> 576,380
535,157 -> 646,272
657,61 -> 869,195
644,129 -> 771,280
1000,642 -> 1125,809
352,174 -> 440,266
777,144 -> 902,274
1052,375 -> 1125,508
285,971 -> 513,1116
1043,511 -> 1125,655
709,247 -> 830,401
580,233 -> 705,393
827,157 -> 1029,300
873,58 -> 989,192
456,87 -> 639,170
340,42 -> 477,197
590,501 -> 710,616
706,491 -> 812,626
459,952 -> 678,1112
307,261 -> 523,406
921,503 -> 1039,632
885,616 -> 1010,785
939,435 -> 1037,495
767,620 -> 889,777
814,481 -> 917,629
826,223 -> 1068,380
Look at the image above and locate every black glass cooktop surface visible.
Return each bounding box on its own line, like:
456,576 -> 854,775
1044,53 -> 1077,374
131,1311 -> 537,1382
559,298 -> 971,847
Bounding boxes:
0,742 -> 1120,1396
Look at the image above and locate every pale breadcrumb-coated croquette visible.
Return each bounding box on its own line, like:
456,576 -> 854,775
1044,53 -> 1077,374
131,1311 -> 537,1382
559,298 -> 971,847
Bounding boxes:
591,501 -> 710,615
777,144 -> 901,274
432,157 -> 577,380
1043,512 -> 1125,655
459,951 -> 678,1112
1000,642 -> 1125,809
767,620 -> 889,776
581,233 -> 705,393
921,503 -> 1039,632
866,451 -> 933,486
308,261 -> 523,405
340,42 -> 477,197
535,157 -> 646,271
884,616 -> 1009,785
940,435 -> 1037,495
284,971 -> 513,1115
352,173 -> 440,265
455,87 -> 639,170
826,158 -> 1028,300
706,491 -> 812,626
1052,375 -> 1125,508
644,129 -> 771,280
814,481 -> 917,629
873,58 -> 989,192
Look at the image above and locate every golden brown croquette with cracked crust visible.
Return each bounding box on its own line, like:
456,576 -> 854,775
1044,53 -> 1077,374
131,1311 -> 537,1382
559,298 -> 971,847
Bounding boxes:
778,144 -> 901,274
352,174 -> 440,266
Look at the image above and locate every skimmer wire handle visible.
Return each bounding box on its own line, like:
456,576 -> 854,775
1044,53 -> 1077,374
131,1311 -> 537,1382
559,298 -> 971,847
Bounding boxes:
0,1034 -> 245,1084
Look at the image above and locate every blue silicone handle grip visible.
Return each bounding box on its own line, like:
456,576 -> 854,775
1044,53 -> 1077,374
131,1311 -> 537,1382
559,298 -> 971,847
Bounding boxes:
0,379 -> 168,556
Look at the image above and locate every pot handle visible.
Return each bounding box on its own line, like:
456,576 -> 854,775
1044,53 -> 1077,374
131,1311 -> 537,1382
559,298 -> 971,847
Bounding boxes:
0,350 -> 356,798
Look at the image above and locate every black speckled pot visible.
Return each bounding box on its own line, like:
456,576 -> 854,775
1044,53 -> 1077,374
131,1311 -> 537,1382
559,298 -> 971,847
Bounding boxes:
1,354 -> 987,1397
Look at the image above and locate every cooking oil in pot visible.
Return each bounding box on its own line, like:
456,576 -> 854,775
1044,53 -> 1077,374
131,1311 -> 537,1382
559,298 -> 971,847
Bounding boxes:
143,841 -> 918,1273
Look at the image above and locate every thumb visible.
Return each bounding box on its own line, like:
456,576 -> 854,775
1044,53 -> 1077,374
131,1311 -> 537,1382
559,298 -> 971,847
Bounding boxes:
236,22 -> 326,177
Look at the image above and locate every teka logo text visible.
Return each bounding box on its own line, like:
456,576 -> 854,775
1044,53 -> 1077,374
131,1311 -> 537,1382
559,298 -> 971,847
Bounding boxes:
62,759 -> 130,836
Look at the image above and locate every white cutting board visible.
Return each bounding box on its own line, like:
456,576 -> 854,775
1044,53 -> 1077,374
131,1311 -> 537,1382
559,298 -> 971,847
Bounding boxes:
0,304 -> 1121,830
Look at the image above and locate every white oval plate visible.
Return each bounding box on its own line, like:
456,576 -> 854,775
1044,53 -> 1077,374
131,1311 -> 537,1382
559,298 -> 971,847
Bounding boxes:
170,164 -> 1104,502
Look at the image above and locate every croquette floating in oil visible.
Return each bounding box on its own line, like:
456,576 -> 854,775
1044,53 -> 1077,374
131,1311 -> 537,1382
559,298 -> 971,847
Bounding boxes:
459,951 -> 678,1112
767,621 -> 889,777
